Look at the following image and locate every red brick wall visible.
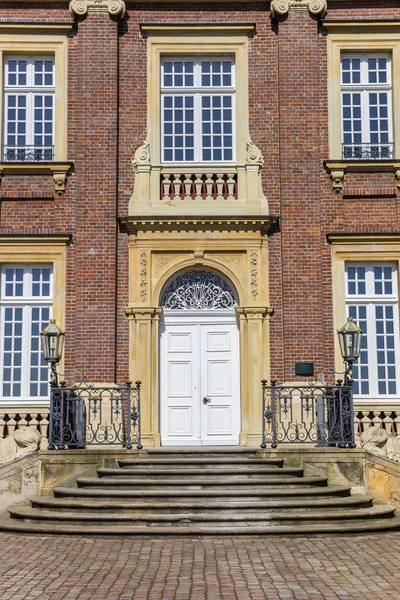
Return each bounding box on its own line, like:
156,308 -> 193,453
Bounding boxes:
1,2 -> 400,384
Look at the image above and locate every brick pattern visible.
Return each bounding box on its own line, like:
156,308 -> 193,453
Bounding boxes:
0,533 -> 400,599
0,2 -> 399,384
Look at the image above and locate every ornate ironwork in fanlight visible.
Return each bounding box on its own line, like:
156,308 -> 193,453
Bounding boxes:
161,270 -> 237,310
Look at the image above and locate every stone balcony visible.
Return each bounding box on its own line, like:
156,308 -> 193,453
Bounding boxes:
129,139 -> 268,216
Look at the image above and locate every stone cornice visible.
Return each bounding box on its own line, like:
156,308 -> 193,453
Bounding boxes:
69,0 -> 126,18
327,233 -> 400,246
271,0 -> 327,18
323,159 -> 400,194
119,216 -> 279,236
0,234 -> 73,245
140,23 -> 257,38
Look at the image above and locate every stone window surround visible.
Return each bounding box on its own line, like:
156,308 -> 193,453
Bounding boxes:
324,22 -> 400,192
0,236 -> 69,411
0,24 -> 70,175
131,24 -> 267,216
328,233 -> 400,409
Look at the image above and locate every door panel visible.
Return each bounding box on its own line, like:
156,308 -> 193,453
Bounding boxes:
201,323 -> 239,444
160,314 -> 239,445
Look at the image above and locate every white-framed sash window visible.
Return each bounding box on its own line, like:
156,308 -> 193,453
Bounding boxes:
341,53 -> 393,159
345,263 -> 400,398
3,56 -> 55,162
161,57 -> 235,163
0,265 -> 53,400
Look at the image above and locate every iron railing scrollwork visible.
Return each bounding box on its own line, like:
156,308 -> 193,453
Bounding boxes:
342,142 -> 394,160
48,380 -> 142,450
261,379 -> 355,448
4,145 -> 55,162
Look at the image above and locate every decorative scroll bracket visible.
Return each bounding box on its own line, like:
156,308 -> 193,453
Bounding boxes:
270,0 -> 327,18
69,0 -> 126,18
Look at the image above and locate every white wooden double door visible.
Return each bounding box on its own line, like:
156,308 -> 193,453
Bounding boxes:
160,310 -> 240,445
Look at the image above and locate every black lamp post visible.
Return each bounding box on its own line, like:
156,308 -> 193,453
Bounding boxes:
40,319 -> 65,386
337,316 -> 363,384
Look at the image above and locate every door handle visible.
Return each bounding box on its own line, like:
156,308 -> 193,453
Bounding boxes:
203,397 -> 211,404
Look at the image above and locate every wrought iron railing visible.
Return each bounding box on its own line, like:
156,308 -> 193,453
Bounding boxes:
342,143 -> 394,160
261,380 -> 355,448
3,145 -> 55,162
48,380 -> 142,450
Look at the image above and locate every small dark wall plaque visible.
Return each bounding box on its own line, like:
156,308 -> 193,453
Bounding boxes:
295,362 -> 314,376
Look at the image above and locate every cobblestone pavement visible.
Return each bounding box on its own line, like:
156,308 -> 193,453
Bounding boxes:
1,533 -> 400,600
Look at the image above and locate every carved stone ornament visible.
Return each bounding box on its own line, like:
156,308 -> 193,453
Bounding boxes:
69,0 -> 126,18
250,252 -> 258,300
139,251 -> 148,301
53,172 -> 68,196
132,139 -> 151,172
246,139 -> 264,168
270,0 -> 327,18
330,169 -> 344,194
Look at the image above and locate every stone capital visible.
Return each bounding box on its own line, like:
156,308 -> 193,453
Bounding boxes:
125,306 -> 163,320
270,0 -> 327,18
69,0 -> 126,18
236,306 -> 274,320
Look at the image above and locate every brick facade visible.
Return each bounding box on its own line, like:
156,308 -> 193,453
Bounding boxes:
1,1 -> 399,409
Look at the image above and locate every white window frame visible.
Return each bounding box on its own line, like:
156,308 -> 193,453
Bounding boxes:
345,263 -> 400,399
0,265 -> 53,401
341,53 -> 393,159
3,55 -> 55,162
160,57 -> 236,164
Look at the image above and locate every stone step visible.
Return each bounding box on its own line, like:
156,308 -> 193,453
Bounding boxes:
97,467 -> 304,479
8,504 -> 395,527
76,475 -> 327,489
1,516 -> 400,536
53,485 -> 351,501
30,494 -> 374,514
145,447 -> 260,455
117,458 -> 284,467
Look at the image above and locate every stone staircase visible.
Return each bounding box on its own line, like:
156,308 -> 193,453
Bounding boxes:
1,447 -> 400,535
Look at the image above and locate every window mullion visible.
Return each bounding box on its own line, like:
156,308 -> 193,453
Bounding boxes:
367,301 -> 378,397
195,93 -> 202,162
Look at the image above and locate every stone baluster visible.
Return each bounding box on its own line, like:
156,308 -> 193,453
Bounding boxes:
354,413 -> 361,437
205,174 -> 214,200
28,415 -> 39,434
6,414 -> 17,437
17,413 -> 28,430
194,174 -> 203,200
0,415 -> 6,439
39,414 -> 49,440
394,413 -> 400,436
173,174 -> 182,200
372,411 -> 383,429
162,173 -> 171,200
216,174 -> 224,201
383,412 -> 395,435
184,174 -> 193,201
361,411 -> 372,433
226,173 -> 235,201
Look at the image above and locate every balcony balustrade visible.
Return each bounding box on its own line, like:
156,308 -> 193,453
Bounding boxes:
3,145 -> 55,162
342,142 -> 394,160
160,172 -> 238,201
